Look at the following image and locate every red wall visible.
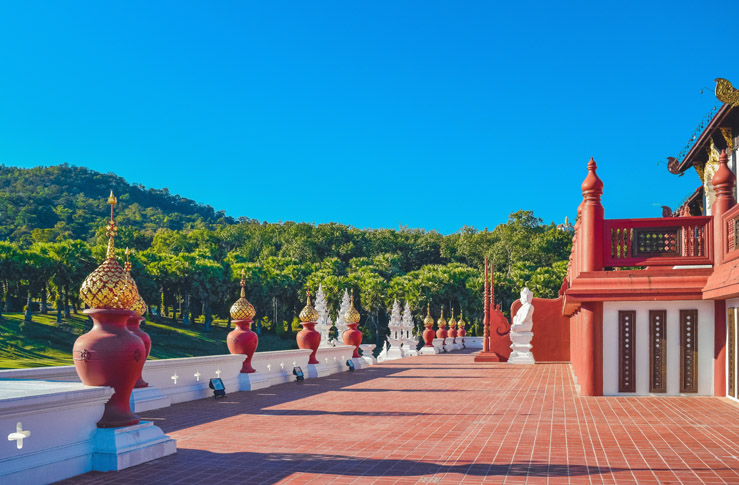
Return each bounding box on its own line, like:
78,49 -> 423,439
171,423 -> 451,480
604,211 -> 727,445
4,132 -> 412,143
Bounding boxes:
511,296 -> 570,362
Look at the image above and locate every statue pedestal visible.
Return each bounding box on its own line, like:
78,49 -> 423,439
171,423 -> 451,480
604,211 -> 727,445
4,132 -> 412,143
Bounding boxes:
509,331 -> 535,364
238,372 -> 271,391
420,346 -> 438,355
92,421 -> 176,471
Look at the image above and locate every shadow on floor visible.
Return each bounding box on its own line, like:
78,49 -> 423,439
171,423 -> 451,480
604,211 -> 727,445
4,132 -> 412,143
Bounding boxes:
64,449 -> 692,484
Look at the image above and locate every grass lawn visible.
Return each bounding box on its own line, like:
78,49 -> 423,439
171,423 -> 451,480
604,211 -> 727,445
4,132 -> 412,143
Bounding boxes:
0,312 -> 298,369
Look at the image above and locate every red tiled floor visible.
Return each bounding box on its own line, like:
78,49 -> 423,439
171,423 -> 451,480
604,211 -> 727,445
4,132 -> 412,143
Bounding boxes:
62,350 -> 739,484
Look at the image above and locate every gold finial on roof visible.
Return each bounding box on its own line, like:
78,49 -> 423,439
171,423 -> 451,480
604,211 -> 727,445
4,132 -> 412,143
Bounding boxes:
230,268 -> 255,321
423,302 -> 434,326
345,289 -> 360,324
299,286 -> 319,323
716,78 -> 739,107
79,190 -> 138,310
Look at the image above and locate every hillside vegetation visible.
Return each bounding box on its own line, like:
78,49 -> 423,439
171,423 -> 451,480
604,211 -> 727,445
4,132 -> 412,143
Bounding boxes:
0,164 -> 573,366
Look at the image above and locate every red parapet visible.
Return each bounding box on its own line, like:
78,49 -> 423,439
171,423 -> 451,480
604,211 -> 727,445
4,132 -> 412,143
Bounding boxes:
603,216 -> 713,267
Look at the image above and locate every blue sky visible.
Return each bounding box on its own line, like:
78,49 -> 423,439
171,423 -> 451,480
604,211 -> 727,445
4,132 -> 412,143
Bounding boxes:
0,1 -> 735,234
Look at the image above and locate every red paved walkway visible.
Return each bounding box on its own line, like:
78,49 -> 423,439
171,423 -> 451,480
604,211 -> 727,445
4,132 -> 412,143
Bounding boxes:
66,350 -> 739,484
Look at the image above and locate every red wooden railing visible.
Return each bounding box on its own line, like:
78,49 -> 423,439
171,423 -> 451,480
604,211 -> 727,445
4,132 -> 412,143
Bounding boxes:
603,216 -> 713,267
722,203 -> 739,263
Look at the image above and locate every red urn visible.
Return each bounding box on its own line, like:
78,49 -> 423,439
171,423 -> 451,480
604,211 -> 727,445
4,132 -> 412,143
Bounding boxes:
74,193 -> 145,428
227,273 -> 259,373
423,303 -> 435,347
128,296 -> 151,388
436,307 -> 448,344
448,308 -> 458,344
342,289 -> 362,358
296,289 -> 321,364
458,311 -> 467,345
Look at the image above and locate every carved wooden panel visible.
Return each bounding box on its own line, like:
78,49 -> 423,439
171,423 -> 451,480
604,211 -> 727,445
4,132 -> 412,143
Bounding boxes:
649,310 -> 667,393
729,307 -> 736,399
633,227 -> 680,257
619,311 -> 636,393
680,310 -> 698,393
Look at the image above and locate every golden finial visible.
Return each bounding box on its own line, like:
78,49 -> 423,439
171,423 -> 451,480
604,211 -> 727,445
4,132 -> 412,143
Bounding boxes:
716,78 -> 739,107
344,288 -> 361,324
79,190 -> 138,310
299,286 -> 319,323
230,269 -> 255,321
423,302 -> 434,326
449,307 -> 457,329
124,247 -> 132,273
458,309 -> 466,329
131,294 -> 148,317
437,306 -> 447,328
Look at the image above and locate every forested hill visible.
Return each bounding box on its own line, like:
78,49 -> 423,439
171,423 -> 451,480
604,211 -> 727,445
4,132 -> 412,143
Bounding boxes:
0,164 -> 238,242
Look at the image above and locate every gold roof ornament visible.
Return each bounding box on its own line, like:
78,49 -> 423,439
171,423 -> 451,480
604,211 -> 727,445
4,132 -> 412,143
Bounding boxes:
716,78 -> 739,107
458,310 -> 466,328
437,306 -> 447,328
423,303 -> 434,326
230,270 -> 256,321
344,289 -> 361,324
449,307 -> 457,329
299,287 -> 320,323
79,190 -> 139,310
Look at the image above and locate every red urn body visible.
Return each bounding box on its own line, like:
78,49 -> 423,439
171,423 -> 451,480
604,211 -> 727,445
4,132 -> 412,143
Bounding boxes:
423,325 -> 435,347
73,309 -> 145,428
436,326 -> 448,344
342,322 -> 363,358
297,321 -> 321,364
459,325 -> 466,338
227,319 -> 259,373
127,315 -> 151,388
449,327 -> 458,343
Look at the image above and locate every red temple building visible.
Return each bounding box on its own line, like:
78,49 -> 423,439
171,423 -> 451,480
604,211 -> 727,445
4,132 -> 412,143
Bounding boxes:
555,79 -> 739,398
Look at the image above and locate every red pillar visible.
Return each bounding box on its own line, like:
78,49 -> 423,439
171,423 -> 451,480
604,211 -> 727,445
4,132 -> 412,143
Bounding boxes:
578,158 -> 604,396
711,150 -> 734,396
483,258 -> 489,352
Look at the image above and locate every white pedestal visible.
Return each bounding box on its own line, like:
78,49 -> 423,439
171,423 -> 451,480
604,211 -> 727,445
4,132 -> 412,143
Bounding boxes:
92,421 -> 176,472
351,357 -> 372,370
359,344 -> 376,366
238,372 -> 271,391
385,347 -> 403,361
420,346 -> 438,355
131,386 -> 170,413
509,330 -> 535,364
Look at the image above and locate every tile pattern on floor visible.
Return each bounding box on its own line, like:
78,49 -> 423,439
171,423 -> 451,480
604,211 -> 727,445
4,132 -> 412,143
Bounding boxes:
62,350 -> 739,484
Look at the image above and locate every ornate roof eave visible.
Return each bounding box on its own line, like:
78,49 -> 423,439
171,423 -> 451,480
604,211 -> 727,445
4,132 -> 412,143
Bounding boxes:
670,103 -> 733,175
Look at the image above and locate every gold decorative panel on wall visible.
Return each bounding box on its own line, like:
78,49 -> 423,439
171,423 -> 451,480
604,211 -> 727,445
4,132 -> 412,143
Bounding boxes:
649,310 -> 667,393
680,310 -> 698,393
619,311 -> 636,393
729,308 -> 736,399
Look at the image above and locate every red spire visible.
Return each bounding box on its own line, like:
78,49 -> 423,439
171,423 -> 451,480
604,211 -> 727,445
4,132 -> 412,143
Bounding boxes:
581,157 -> 604,197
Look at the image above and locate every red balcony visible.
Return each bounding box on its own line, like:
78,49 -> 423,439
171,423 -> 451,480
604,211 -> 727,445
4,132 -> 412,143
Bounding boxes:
722,203 -> 739,263
603,216 -> 713,267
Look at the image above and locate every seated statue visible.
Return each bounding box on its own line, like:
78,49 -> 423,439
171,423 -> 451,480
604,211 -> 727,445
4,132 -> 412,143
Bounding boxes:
509,287 -> 535,364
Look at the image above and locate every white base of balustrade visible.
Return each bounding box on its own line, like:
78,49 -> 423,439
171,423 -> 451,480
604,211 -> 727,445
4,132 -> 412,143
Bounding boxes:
420,346 -> 439,355
238,372 -> 271,391
307,363 -> 334,378
384,347 -> 404,361
131,386 -> 170,413
350,357 -> 372,370
92,421 -> 176,472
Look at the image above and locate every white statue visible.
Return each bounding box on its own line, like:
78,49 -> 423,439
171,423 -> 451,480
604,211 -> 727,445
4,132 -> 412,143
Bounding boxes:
509,287 -> 535,364
334,289 -> 350,345
385,299 -> 403,360
401,301 -> 418,356
315,284 -> 333,348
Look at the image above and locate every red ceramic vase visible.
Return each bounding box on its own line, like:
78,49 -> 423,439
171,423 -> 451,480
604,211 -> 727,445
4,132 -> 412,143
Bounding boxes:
342,322 -> 363,358
127,315 -> 151,388
449,328 -> 458,344
423,325 -> 435,347
459,325 -> 466,338
297,321 -> 321,364
73,309 -> 146,428
436,326 -> 448,345
227,319 -> 259,373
